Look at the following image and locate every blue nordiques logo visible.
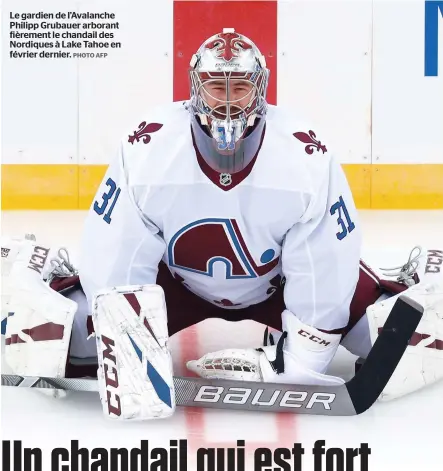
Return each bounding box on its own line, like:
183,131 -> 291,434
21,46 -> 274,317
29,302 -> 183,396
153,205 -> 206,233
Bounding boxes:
425,1 -> 443,76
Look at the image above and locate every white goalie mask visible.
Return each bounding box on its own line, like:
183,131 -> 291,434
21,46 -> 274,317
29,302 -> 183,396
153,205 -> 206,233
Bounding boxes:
189,28 -> 270,174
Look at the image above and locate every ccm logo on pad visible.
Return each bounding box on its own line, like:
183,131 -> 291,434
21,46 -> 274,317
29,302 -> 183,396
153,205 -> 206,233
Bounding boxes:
193,386 -> 336,410
101,335 -> 122,417
425,249 -> 443,274
28,246 -> 50,274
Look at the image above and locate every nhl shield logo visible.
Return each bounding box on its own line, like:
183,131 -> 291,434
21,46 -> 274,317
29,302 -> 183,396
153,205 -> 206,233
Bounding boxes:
219,173 -> 232,187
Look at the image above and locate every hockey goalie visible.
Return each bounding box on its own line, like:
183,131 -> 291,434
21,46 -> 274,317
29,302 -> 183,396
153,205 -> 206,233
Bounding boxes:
2,28 -> 442,420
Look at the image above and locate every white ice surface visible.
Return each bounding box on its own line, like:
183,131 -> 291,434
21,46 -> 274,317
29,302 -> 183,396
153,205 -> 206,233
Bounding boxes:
1,210 -> 443,470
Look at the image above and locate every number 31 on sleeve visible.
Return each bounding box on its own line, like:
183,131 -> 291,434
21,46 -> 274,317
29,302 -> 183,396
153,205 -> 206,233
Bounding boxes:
330,195 -> 356,240
93,177 -> 121,224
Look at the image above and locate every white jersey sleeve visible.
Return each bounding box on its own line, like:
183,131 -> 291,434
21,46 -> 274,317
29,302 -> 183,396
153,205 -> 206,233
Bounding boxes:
79,140 -> 166,305
282,153 -> 362,332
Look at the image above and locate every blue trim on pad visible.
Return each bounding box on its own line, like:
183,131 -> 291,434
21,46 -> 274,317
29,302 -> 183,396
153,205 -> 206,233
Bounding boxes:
127,334 -> 143,362
147,361 -> 172,408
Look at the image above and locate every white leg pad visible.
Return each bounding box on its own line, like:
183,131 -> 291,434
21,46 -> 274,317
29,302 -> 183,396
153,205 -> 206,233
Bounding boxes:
367,281 -> 443,401
3,239 -> 77,379
93,284 -> 175,420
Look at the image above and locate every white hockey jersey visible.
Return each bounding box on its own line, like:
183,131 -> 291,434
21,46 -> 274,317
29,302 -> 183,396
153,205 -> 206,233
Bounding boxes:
79,102 -> 361,331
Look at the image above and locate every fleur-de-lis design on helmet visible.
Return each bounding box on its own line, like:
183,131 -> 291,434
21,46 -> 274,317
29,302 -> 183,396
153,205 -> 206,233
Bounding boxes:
205,32 -> 253,62
128,122 -> 163,145
293,130 -> 327,155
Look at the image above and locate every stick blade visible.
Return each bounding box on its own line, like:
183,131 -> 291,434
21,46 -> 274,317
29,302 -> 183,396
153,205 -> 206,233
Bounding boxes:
347,295 -> 424,414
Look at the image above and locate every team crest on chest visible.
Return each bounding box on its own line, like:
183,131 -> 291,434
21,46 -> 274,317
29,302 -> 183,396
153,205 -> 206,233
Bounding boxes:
168,218 -> 279,279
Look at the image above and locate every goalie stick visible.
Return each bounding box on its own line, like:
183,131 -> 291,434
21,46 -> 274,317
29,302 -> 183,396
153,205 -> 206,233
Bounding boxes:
1,295 -> 423,416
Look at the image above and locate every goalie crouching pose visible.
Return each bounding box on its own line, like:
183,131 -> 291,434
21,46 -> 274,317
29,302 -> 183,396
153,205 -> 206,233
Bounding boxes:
2,29 -> 443,420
